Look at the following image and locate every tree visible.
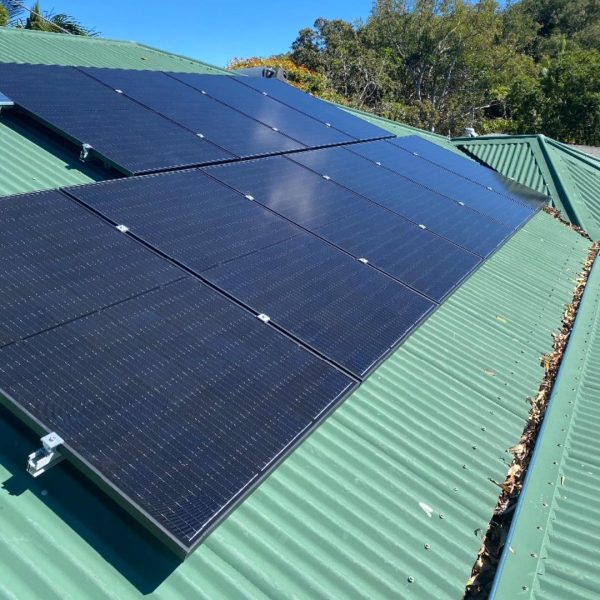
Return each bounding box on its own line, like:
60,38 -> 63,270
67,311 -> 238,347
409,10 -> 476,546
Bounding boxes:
541,48 -> 600,143
228,55 -> 346,103
21,1 -> 97,36
0,4 -> 8,25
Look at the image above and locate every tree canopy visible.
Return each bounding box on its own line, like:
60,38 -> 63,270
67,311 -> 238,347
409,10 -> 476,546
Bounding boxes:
233,0 -> 600,144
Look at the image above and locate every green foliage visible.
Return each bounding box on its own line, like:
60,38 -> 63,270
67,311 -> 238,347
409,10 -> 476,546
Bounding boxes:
0,4 -> 8,26
274,0 -> 600,142
16,1 -> 97,36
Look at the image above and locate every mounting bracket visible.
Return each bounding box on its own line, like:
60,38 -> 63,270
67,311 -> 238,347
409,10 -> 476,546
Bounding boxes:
80,143 -> 93,162
27,432 -> 65,478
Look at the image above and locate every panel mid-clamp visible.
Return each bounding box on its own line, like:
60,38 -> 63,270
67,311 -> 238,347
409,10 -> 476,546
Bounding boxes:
27,432 -> 65,478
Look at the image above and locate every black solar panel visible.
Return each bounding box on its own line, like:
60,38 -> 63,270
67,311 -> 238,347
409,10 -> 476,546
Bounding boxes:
237,76 -> 390,140
0,277 -> 355,555
167,72 -> 355,148
391,136 -> 550,208
68,170 -> 299,272
287,146 -> 514,257
0,63 -> 232,174
206,157 -> 482,300
349,139 -> 535,227
70,171 -> 435,375
82,68 -> 305,159
203,236 -> 435,377
0,190 -> 182,346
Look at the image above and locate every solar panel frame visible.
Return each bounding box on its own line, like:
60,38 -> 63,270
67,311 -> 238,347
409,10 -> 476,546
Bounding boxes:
286,146 -> 515,258
80,67 -> 306,160
348,139 -> 538,227
0,277 -> 356,558
0,63 -> 235,175
0,189 -> 184,346
166,72 -> 361,149
389,136 -> 550,208
235,76 -> 391,140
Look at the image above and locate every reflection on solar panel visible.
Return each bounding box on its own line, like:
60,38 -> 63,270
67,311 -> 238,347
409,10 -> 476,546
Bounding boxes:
349,139 -> 539,227
82,68 -> 304,158
69,172 -> 435,376
205,157 -> 482,300
168,72 -> 359,148
237,76 -> 389,140
286,146 -> 514,257
0,190 -> 182,346
0,277 -> 355,556
389,136 -> 550,208
0,63 -> 231,174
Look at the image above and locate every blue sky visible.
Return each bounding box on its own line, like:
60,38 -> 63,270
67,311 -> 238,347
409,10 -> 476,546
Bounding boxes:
36,1 -> 372,67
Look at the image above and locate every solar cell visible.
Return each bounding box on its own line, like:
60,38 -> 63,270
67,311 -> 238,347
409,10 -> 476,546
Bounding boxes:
0,190 -> 182,346
390,136 -> 549,208
68,170 -> 300,273
0,63 -> 232,174
203,235 -> 435,377
237,76 -> 390,140
0,277 -> 355,555
82,68 -> 304,158
167,72 -> 354,148
287,146 -> 513,257
349,139 -> 535,227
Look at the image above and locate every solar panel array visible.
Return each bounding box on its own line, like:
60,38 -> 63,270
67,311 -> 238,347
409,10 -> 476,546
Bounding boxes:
0,63 -> 548,556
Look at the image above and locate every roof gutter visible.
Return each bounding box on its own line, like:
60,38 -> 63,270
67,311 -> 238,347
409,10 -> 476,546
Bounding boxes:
489,252 -> 600,599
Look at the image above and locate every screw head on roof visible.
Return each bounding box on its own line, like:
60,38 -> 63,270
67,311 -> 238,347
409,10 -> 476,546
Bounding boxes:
424,544 -> 431,550
439,513 -> 446,520
407,576 -> 415,583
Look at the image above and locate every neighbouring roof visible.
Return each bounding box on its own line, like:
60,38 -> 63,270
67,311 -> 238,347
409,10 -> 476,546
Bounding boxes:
491,254 -> 600,600
455,135 -> 600,240
0,26 -> 596,600
568,144 -> 600,159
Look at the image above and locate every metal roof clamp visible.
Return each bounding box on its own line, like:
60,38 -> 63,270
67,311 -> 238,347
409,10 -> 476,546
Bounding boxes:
358,257 -> 369,264
27,432 -> 65,478
257,313 -> 271,323
80,142 -> 93,162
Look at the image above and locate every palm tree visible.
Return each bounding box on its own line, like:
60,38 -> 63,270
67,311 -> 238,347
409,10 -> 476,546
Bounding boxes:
0,1 -> 98,36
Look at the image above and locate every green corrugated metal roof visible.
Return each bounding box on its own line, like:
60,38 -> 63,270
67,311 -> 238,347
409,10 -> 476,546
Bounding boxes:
0,27 -> 228,73
456,135 -> 600,240
0,211 -> 590,599
491,254 -> 600,600
0,113 -> 106,195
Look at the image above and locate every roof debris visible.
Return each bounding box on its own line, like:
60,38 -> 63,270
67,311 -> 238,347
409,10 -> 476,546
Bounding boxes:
464,236 -> 599,599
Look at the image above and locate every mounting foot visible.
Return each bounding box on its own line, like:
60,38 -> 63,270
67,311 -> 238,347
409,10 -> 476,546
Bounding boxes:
27,432 -> 65,478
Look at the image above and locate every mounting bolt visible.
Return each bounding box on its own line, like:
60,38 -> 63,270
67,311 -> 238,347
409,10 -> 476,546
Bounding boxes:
407,576 -> 415,583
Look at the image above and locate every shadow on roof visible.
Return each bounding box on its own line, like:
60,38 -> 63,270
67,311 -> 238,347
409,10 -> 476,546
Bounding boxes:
0,403 -> 181,594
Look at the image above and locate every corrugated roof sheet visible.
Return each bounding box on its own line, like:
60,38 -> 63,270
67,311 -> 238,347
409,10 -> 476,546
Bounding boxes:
0,211 -> 590,599
0,27 -> 228,73
456,135 -> 600,240
491,254 -> 600,600
0,113 -> 106,195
